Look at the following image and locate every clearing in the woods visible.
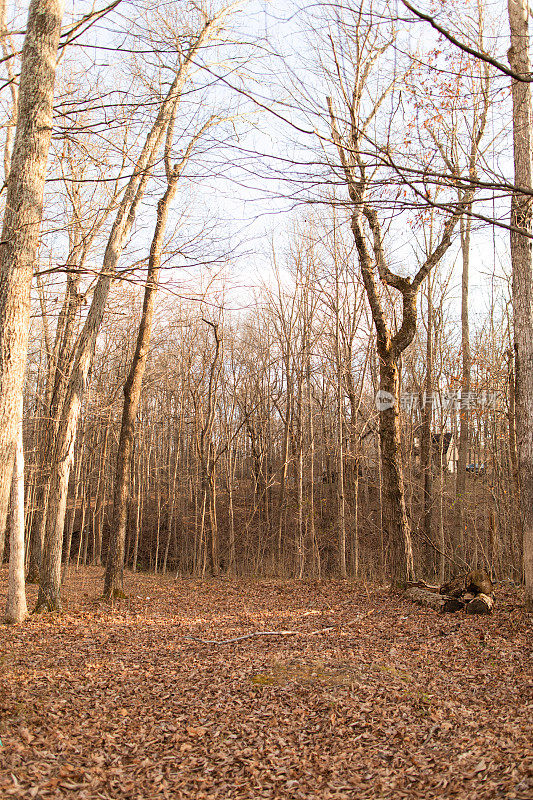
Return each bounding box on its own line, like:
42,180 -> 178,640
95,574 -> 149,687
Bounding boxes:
0,568 -> 531,800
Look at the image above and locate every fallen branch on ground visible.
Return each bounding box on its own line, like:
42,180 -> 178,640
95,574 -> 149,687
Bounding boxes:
184,614 -> 374,644
185,630 -> 299,644
405,580 -> 440,593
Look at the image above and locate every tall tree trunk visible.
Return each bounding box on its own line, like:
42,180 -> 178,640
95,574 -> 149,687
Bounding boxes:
226,447 -> 236,573
306,347 -> 317,577
507,348 -> 520,492
94,416 -> 110,566
379,356 -> 415,581
62,422 -> 86,574
0,0 -> 19,184
162,429 -> 180,573
420,280 -> 433,575
208,463 -> 218,576
335,269 -> 347,579
277,390 -> 291,565
296,394 -> 304,579
26,276 -> 82,582
103,211 -> 170,593
131,444 -> 142,574
196,321 -> 221,577
508,0 -> 533,611
456,213 -> 472,548
0,0 -> 64,560
6,399 -> 27,623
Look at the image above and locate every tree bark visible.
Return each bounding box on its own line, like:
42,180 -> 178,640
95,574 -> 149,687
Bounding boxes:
507,348 -> 520,492
26,271 -> 83,582
507,0 -> 533,611
0,0 -> 64,561
6,399 -> 27,623
379,357 -> 415,581
334,239 -> 347,578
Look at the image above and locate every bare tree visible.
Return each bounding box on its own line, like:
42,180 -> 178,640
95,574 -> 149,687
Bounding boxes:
36,23 -> 211,610
325,8 -> 463,580
103,110 -> 218,596
0,0 -> 64,560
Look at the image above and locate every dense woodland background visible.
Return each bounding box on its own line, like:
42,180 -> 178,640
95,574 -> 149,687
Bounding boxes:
0,0 -> 531,613
19,268 -> 519,583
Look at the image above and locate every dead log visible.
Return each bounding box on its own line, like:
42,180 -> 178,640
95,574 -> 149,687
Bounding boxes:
406,587 -> 463,612
406,580 -> 440,592
440,569 -> 493,599
464,570 -> 493,597
439,575 -> 466,597
466,593 -> 494,615
441,597 -> 466,613
407,575 -> 495,615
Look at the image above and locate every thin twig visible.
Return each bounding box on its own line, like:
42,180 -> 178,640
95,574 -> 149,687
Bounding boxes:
185,614 -> 375,645
184,630 -> 298,644
421,724 -> 439,748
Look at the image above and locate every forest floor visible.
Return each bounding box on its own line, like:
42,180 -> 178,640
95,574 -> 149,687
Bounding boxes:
0,568 -> 531,800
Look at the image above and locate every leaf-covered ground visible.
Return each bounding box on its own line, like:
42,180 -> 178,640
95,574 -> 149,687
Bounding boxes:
0,567 -> 531,799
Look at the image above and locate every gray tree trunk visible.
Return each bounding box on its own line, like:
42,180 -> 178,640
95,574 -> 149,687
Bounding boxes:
507,0 -> 533,611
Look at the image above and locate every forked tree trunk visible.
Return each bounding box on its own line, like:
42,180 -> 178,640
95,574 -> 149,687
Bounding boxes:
508,0 -> 533,611
0,0 -> 64,561
328,96 -> 460,584
105,121 -> 215,591
36,14 -> 224,610
26,280 -> 82,582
